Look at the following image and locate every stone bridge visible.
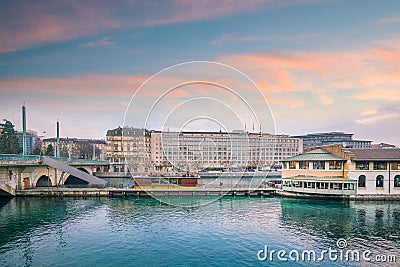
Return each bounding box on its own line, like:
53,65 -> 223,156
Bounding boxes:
0,154 -> 109,196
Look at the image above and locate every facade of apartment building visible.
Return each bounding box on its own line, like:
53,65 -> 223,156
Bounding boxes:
106,127 -> 151,173
150,130 -> 303,171
17,130 -> 40,154
292,132 -> 372,150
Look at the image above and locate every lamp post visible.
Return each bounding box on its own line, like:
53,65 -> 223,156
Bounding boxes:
46,166 -> 50,190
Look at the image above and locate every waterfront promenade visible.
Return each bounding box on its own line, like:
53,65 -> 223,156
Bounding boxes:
16,186 -> 277,197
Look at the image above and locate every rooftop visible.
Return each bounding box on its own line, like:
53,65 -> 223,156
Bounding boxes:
43,137 -> 106,144
282,148 -> 345,161
346,148 -> 400,161
292,132 -> 353,137
107,127 -> 149,137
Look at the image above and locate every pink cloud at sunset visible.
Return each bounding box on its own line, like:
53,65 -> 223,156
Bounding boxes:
0,0 -> 323,54
0,74 -> 146,98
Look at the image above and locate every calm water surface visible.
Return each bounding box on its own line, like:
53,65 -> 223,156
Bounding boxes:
0,196 -> 399,266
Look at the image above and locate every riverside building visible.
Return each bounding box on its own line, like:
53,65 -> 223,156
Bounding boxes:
43,138 -> 106,159
281,145 -> 400,197
292,132 -> 372,150
150,130 -> 303,172
345,148 -> 400,195
106,127 -> 151,173
17,130 -> 40,154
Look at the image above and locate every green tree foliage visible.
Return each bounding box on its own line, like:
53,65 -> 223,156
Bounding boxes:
60,145 -> 69,158
31,147 -> 42,155
45,144 -> 54,156
0,120 -> 21,154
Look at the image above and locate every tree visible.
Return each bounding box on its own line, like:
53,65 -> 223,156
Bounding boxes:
32,147 -> 42,155
0,120 -> 21,154
45,144 -> 54,156
60,145 -> 69,158
77,141 -> 92,159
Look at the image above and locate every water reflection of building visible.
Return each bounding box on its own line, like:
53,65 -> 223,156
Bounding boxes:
279,198 -> 400,244
279,198 -> 354,239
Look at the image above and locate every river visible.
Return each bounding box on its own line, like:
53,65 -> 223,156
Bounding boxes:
0,196 -> 399,266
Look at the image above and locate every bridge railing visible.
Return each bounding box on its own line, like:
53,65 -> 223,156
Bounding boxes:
0,154 -> 108,164
0,154 -> 42,161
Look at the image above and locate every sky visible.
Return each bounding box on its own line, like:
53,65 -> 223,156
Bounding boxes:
0,0 -> 399,146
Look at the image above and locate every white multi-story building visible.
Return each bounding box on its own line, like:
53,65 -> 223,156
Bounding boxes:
346,148 -> 400,195
150,130 -> 303,171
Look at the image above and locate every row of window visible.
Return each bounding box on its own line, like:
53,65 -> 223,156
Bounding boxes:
356,161 -> 400,170
358,175 -> 400,188
283,181 -> 355,190
286,161 -> 342,170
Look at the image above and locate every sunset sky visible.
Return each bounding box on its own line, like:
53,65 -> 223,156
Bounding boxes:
1,0 -> 399,146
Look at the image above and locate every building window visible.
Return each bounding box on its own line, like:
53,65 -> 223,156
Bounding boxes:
329,161 -> 342,170
373,162 -> 387,170
356,161 -> 369,170
394,175 -> 400,187
313,161 -> 325,170
376,175 -> 384,188
299,161 -> 309,170
289,161 -> 296,169
358,175 -> 366,188
391,162 -> 400,170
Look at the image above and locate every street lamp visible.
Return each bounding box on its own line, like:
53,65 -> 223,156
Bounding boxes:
46,166 -> 50,190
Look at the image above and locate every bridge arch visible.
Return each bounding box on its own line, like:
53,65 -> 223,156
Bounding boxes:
63,167 -> 90,186
36,175 -> 52,187
77,167 -> 90,174
64,176 -> 89,186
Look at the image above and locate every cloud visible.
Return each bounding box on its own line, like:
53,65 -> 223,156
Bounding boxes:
83,37 -> 115,48
218,41 -> 400,98
377,15 -> 400,24
355,113 -> 400,125
0,74 -> 147,98
0,1 -> 120,54
212,33 -> 316,46
319,95 -> 333,105
372,47 -> 400,66
0,0 -> 325,54
270,97 -> 305,108
360,109 -> 378,116
351,89 -> 400,101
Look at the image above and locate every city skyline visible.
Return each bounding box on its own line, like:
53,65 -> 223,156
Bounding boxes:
1,1 -> 399,146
